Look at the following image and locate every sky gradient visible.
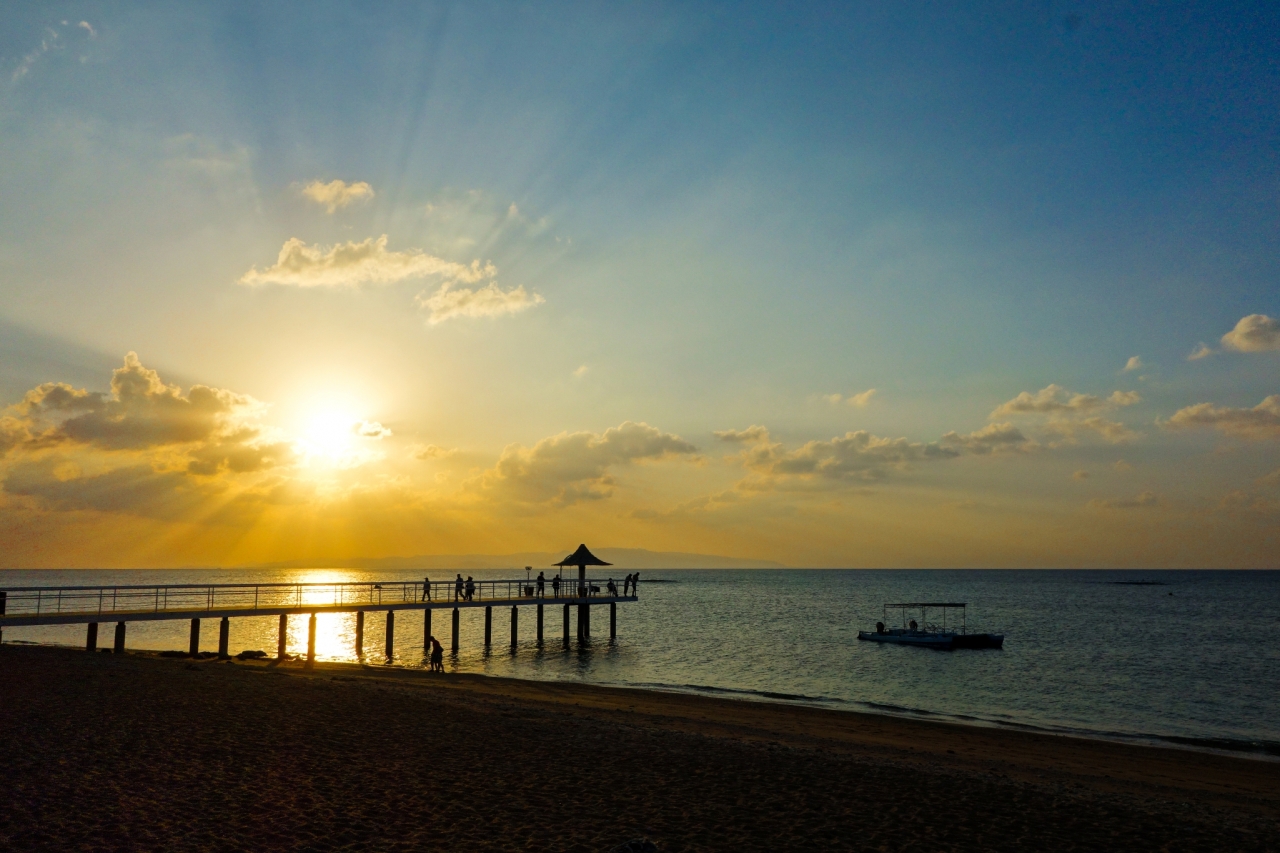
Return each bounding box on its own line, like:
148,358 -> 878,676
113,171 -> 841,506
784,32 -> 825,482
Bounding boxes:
2,2 -> 1278,568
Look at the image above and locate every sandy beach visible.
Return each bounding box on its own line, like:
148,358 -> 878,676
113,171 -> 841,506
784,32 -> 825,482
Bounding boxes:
1,645 -> 1277,852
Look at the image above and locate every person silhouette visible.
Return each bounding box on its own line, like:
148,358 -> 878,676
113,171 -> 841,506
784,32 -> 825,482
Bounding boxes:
454,574 -> 464,601
421,576 -> 431,601
429,635 -> 444,672
536,571 -> 546,598
552,574 -> 561,598
607,578 -> 618,597
465,576 -> 476,601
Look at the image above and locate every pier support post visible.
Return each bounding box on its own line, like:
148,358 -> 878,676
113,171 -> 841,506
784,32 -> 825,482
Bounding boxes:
537,604 -> 544,645
563,603 -> 570,647
188,618 -> 200,656
511,606 -> 518,649
218,617 -> 230,659
385,611 -> 395,660
484,606 -> 492,647
355,611 -> 364,657
114,622 -> 126,653
611,602 -> 616,640
86,622 -> 98,652
451,607 -> 460,654
306,613 -> 317,666
0,590 -> 6,645
423,608 -> 432,653
277,614 -> 288,660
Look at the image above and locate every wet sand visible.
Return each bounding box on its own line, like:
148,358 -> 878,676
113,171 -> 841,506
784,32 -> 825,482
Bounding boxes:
2,645 -> 1277,852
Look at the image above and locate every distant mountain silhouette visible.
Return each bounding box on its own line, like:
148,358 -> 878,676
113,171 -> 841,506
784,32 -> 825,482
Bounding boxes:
246,548 -> 783,570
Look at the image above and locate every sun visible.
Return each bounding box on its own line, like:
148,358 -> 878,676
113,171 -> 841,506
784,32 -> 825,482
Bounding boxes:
298,409 -> 360,465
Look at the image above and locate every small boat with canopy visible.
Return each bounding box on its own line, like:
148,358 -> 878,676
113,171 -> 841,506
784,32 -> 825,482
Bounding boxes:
857,602 -> 1004,650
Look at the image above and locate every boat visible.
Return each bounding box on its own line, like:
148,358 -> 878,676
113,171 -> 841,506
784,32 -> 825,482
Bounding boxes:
857,602 -> 1004,650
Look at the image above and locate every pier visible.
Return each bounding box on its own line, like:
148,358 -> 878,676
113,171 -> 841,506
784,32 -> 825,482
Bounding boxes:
0,575 -> 638,663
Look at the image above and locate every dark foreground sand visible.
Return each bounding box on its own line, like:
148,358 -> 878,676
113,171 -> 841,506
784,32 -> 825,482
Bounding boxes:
2,646 -> 1277,852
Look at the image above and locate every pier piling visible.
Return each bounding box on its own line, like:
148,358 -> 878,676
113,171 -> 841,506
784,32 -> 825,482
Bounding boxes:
306,613 -> 316,666
564,603 -> 570,646
355,611 -> 364,657
114,622 -> 126,653
484,605 -> 492,647
451,607 -> 460,654
423,608 -> 431,653
86,622 -> 98,652
218,616 -> 230,659
537,603 -> 544,644
188,618 -> 200,656
511,606 -> 518,649
385,611 -> 395,659
277,614 -> 287,660
611,602 -> 616,640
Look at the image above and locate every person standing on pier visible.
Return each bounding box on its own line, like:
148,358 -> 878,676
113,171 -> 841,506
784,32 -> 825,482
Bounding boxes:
623,574 -> 631,595
421,576 -> 431,601
454,574 -> 464,601
536,571 -> 546,598
633,572 -> 640,597
465,576 -> 476,601
552,574 -> 561,597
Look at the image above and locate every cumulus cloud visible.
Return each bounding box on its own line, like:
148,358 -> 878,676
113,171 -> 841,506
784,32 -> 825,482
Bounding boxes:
354,421 -> 391,439
725,426 -> 958,483
300,179 -> 375,213
1167,396 -> 1280,440
415,280 -> 544,324
4,458 -> 211,519
1123,356 -> 1143,372
824,389 -> 877,407
240,235 -> 495,289
939,422 -> 1037,455
412,444 -> 457,461
477,421 -> 697,505
990,384 -> 1140,444
1221,314 -> 1280,353
1188,343 -> 1214,361
1088,491 -> 1158,510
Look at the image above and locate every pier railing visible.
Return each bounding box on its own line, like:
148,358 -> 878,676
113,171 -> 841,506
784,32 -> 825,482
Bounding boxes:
0,578 -> 634,621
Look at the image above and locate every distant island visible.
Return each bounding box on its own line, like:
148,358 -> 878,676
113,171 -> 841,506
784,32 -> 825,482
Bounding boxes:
242,547 -> 785,571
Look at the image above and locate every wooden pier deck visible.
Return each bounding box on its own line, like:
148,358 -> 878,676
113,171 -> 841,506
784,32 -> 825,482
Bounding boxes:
0,578 -> 639,660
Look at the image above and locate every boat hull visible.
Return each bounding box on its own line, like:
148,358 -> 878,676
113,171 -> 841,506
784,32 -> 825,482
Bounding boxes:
857,630 -> 1004,650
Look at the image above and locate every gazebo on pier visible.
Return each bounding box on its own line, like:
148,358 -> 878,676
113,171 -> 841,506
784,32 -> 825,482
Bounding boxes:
555,543 -> 611,640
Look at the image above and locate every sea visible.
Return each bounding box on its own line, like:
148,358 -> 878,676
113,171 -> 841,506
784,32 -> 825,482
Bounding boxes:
3,568 -> 1277,759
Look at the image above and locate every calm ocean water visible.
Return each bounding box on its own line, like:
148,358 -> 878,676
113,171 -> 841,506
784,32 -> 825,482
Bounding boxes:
3,568 -> 1278,758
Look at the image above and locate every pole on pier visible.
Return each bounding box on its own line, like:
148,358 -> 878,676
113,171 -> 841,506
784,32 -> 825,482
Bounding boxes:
610,602 -> 616,640
451,607 -> 460,654
86,622 -> 98,652
188,618 -> 200,656
114,622 -> 126,654
0,590 -> 6,645
511,606 -> 518,649
423,608 -> 432,654
385,611 -> 395,660
306,613 -> 317,667
537,603 -> 544,645
277,614 -> 288,660
484,605 -> 492,647
355,611 -> 364,657
218,616 -> 230,659
563,603 -> 570,647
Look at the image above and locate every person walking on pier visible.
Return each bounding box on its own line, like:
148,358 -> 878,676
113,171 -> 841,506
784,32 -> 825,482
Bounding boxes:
536,571 -> 546,598
454,574 -> 464,601
465,576 -> 476,601
421,576 -> 432,601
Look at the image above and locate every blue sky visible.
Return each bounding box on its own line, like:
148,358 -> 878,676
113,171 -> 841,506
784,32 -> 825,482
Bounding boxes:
1,2 -> 1278,567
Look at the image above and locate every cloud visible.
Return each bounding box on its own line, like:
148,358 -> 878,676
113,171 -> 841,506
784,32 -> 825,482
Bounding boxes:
1188,342 -> 1214,361
990,384 -> 1140,444
1167,396 -> 1280,440
728,427 -> 958,483
300,179 -> 375,213
573,365 -> 589,379
4,458 -> 213,520
78,21 -> 96,38
1113,459 -> 1133,472
824,389 -> 877,407
1073,470 -> 1090,480
354,421 -> 391,439
990,384 -> 1105,417
240,235 -> 495,289
939,422 -> 1037,455
1221,314 -> 1280,353
416,281 -> 544,324
476,421 -> 697,505
714,425 -> 771,444
412,444 -> 458,461
18,352 -> 261,451
1088,491 -> 1158,510
1123,356 -> 1143,372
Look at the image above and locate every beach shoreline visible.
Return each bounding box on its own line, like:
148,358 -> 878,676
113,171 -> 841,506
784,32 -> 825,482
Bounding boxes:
3,645 -> 1277,851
